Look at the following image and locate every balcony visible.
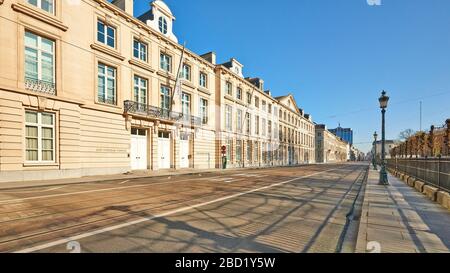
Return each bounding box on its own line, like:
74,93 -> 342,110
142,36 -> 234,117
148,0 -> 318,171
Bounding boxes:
24,77 -> 56,95
124,100 -> 202,126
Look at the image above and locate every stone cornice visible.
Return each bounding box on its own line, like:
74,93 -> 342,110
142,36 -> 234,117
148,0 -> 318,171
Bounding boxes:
128,59 -> 155,73
90,43 -> 125,61
11,3 -> 68,31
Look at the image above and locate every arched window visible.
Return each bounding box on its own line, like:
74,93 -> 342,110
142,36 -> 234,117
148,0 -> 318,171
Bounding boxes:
158,17 -> 168,34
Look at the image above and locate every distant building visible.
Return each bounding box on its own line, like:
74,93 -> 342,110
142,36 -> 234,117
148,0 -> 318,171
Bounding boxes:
372,140 -> 398,159
315,124 -> 348,163
330,126 -> 353,145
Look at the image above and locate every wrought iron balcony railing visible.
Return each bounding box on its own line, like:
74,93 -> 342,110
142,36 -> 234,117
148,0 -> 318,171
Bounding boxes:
124,100 -> 202,126
24,77 -> 56,95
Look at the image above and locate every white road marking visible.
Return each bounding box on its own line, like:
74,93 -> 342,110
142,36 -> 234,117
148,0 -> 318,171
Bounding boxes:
1,186 -> 66,194
14,166 -> 348,253
0,166 -> 333,204
118,180 -> 130,185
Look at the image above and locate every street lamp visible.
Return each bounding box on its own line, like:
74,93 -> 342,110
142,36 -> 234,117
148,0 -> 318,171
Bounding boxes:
373,131 -> 378,170
378,90 -> 390,185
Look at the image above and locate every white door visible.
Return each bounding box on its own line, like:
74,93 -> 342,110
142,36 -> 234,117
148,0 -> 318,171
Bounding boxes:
158,132 -> 171,169
131,129 -> 147,170
180,140 -> 189,168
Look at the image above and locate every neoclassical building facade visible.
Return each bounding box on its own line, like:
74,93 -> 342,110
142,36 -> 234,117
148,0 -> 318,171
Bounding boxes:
0,0 -> 315,182
315,124 -> 348,163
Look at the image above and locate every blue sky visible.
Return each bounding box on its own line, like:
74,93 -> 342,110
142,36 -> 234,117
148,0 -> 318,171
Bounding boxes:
134,0 -> 450,153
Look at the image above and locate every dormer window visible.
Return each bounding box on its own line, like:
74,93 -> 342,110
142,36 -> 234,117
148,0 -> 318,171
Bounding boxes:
158,16 -> 168,34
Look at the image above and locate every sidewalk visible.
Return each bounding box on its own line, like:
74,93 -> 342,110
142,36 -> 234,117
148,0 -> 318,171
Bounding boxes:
356,168 -> 450,253
0,164 -> 305,190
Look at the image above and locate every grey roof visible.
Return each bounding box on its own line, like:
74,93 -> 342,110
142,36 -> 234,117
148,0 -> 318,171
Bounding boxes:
137,9 -> 154,22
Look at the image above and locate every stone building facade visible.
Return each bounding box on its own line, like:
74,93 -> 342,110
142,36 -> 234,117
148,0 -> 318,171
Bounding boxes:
0,0 -> 315,182
315,124 -> 348,163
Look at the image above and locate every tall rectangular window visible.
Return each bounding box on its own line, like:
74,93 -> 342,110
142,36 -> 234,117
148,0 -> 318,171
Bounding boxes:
225,105 -> 233,131
225,82 -> 232,96
246,140 -> 251,161
236,87 -> 242,100
181,92 -> 191,118
236,109 -> 243,133
245,113 -> 251,135
268,120 -> 272,138
97,20 -> 115,48
133,75 -> 147,104
236,140 -> 242,163
255,97 -> 259,108
225,139 -> 232,161
255,115 -> 260,135
97,63 -> 116,105
25,111 -> 55,162
160,85 -> 171,110
181,64 -> 191,81
133,39 -> 147,62
25,31 -> 55,87
247,92 -> 252,104
199,72 -> 207,88
199,98 -> 208,125
160,53 -> 172,72
27,0 -> 54,14
262,101 -> 266,112
262,118 -> 266,136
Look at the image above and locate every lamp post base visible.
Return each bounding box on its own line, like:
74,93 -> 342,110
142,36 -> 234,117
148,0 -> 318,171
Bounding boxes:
379,166 -> 389,185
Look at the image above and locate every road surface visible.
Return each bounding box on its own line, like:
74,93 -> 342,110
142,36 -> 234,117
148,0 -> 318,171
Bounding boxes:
0,163 -> 368,253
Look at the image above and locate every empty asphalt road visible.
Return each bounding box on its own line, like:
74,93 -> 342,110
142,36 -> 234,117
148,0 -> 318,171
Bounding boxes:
0,163 -> 369,253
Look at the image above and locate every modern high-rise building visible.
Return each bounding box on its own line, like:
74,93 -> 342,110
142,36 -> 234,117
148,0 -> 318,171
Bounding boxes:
329,126 -> 353,145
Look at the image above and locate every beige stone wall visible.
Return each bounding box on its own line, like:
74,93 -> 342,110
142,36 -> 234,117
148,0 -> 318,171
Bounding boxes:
315,127 -> 347,163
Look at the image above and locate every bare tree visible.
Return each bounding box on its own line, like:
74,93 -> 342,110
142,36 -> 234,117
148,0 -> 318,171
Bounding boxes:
398,129 -> 415,141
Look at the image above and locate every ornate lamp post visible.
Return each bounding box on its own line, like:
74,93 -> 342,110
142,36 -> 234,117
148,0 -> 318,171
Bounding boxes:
378,90 -> 390,185
373,131 -> 378,170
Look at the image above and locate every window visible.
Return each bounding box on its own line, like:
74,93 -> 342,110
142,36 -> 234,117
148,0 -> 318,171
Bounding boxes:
160,85 -> 171,110
262,118 -> 266,136
262,101 -> 266,112
24,31 -> 55,88
236,140 -> 242,163
225,139 -> 232,161
97,63 -> 116,105
160,53 -> 172,72
225,81 -> 232,96
181,64 -> 191,81
199,72 -> 207,88
236,109 -> 243,133
225,105 -> 232,131
246,140 -> 251,161
25,111 -> 55,162
158,16 -> 168,34
133,39 -> 147,62
246,92 -> 252,104
245,113 -> 251,134
236,87 -> 242,100
181,92 -> 191,118
97,20 -> 115,48
253,141 -> 259,162
255,116 -> 260,135
133,75 -> 147,104
255,97 -> 259,108
268,120 -> 272,138
268,104 -> 272,114
199,98 -> 208,125
27,0 -> 54,14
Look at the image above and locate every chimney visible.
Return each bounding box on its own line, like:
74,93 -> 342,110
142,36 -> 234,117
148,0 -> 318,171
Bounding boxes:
112,0 -> 134,16
200,52 -> 216,65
